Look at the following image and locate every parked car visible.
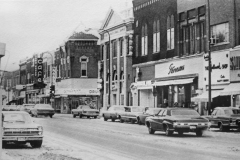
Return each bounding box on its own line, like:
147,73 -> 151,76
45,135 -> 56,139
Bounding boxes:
19,104 -> 36,114
30,104 -> 55,118
101,105 -> 126,122
2,105 -> 19,111
137,108 -> 162,125
145,108 -> 209,137
72,105 -> 99,119
2,111 -> 43,148
118,106 -> 147,124
204,107 -> 240,131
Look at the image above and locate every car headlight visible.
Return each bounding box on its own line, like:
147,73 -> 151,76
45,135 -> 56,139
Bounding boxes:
38,126 -> 43,135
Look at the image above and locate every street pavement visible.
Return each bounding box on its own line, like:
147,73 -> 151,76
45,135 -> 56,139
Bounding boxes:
2,114 -> 240,160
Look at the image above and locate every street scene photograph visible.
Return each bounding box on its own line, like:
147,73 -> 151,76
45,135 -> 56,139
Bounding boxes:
0,0 -> 240,160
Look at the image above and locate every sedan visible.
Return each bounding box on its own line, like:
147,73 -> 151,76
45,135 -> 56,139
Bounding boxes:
72,105 -> 99,119
30,104 -> 55,118
137,108 -> 162,125
101,105 -> 126,122
145,108 -> 209,137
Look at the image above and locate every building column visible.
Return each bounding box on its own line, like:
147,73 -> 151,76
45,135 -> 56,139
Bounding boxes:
123,36 -> 128,106
117,38 -> 120,105
103,44 -> 107,110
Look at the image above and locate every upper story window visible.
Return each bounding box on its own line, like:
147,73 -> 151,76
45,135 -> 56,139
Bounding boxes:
211,22 -> 229,45
167,15 -> 174,50
120,39 -> 124,57
112,40 -> 117,58
141,23 -> 148,56
153,18 -> 160,53
80,56 -> 89,77
101,45 -> 104,60
106,43 -> 110,60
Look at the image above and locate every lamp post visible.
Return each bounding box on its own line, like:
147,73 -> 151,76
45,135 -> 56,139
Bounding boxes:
41,52 -> 54,108
207,0 -> 212,115
100,29 -> 111,107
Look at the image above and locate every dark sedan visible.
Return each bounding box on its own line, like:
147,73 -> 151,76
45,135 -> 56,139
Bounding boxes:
30,104 -> 55,118
204,107 -> 240,131
145,108 -> 209,137
137,108 -> 162,125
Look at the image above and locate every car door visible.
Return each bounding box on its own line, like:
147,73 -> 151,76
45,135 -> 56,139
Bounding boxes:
151,109 -> 166,130
210,109 -> 219,127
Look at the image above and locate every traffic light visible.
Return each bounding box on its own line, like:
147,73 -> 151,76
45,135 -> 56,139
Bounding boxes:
50,85 -> 55,97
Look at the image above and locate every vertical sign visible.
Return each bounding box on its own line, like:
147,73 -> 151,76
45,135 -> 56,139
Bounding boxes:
52,67 -> 56,85
37,58 -> 43,84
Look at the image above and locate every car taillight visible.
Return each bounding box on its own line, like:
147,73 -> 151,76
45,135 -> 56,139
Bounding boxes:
38,126 -> 43,135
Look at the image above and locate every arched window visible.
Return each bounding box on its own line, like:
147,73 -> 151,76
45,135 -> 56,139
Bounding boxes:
153,17 -> 160,53
167,15 -> 174,50
141,22 -> 148,56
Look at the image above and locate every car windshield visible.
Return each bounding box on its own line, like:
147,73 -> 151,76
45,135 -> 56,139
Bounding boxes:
132,107 -> 143,112
114,107 -> 125,111
171,110 -> 200,116
146,109 -> 161,115
36,105 -> 51,109
224,109 -> 240,115
81,106 -> 91,109
3,113 -> 33,123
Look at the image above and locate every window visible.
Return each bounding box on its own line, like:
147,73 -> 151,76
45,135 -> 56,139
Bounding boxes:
135,35 -> 139,57
211,22 -> 229,45
81,62 -> 87,77
141,23 -> 148,56
112,40 -> 117,58
153,18 -> 160,53
167,15 -> 174,50
120,39 -> 124,57
101,45 -> 104,60
106,43 -> 110,60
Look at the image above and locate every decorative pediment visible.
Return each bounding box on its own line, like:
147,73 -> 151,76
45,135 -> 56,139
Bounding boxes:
100,8 -> 123,30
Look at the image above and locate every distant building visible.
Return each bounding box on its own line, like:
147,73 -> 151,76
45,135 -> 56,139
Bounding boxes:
54,31 -> 100,113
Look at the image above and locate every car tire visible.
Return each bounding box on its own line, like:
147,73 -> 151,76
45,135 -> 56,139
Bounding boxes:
87,116 -> 90,119
35,114 -> 38,118
219,123 -> 229,132
73,114 -> 76,118
49,115 -> 53,118
148,124 -> 155,134
120,118 -> 124,123
79,114 -> 82,118
111,118 -> 115,122
178,131 -> 183,136
196,130 -> 203,137
165,125 -> 173,136
131,119 -> 135,124
137,117 -> 142,125
30,140 -> 42,148
103,115 -> 108,121
94,116 -> 97,119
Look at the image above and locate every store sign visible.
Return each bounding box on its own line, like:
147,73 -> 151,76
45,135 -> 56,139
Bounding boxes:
155,56 -> 202,78
230,49 -> 240,82
203,51 -> 230,85
55,88 -> 100,96
35,58 -> 43,83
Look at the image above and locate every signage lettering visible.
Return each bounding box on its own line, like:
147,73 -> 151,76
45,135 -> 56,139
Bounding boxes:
168,63 -> 185,75
36,58 -> 43,83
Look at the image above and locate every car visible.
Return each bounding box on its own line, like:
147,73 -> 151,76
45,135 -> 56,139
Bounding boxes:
145,108 -> 209,137
101,105 -> 126,122
137,108 -> 162,125
118,106 -> 147,124
30,104 -> 55,118
204,107 -> 240,131
2,105 -> 19,111
2,111 -> 43,148
19,104 -> 36,114
72,105 -> 99,119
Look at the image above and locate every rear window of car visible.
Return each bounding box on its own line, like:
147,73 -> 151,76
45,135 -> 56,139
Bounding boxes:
224,109 -> 240,115
171,110 -> 200,116
3,113 -> 32,123
36,104 -> 52,109
114,107 -> 125,111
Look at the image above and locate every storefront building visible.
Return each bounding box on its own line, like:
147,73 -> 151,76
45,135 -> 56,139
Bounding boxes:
99,4 -> 134,109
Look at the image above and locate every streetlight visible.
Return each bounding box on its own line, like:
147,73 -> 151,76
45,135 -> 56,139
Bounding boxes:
99,29 -> 111,107
41,52 -> 54,108
207,0 -> 212,115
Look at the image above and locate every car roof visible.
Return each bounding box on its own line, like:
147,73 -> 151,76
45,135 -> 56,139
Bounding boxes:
215,107 -> 239,110
162,107 -> 195,110
2,111 -> 28,114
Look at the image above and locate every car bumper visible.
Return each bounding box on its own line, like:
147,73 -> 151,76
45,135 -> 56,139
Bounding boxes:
173,125 -> 209,132
82,113 -> 99,117
37,113 -> 54,115
2,136 -> 43,142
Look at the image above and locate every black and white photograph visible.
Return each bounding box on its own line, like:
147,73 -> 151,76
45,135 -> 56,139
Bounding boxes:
0,0 -> 240,159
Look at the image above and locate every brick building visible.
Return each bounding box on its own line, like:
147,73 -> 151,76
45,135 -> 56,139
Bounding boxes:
54,31 -> 100,113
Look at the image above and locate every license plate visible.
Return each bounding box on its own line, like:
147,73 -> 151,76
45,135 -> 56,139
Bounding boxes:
190,126 -> 196,129
18,137 -> 25,141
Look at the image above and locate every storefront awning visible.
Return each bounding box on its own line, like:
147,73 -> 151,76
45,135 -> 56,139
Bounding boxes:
153,78 -> 194,86
55,88 -> 100,96
191,90 -> 221,102
220,83 -> 240,96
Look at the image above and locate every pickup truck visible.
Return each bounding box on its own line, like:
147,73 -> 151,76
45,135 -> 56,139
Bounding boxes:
118,106 -> 147,124
72,105 -> 99,119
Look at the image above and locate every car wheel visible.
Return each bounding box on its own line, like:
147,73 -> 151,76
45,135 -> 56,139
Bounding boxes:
196,130 -> 203,137
111,118 -> 115,122
73,114 -> 76,118
49,115 -> 53,118
219,123 -> 228,132
79,114 -> 82,118
148,124 -> 155,134
131,119 -> 135,124
94,116 -> 97,119
165,125 -> 173,136
87,116 -> 90,119
120,118 -> 124,123
35,114 -> 38,118
178,131 -> 183,136
103,115 -> 108,121
137,117 -> 142,125
30,140 -> 42,148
